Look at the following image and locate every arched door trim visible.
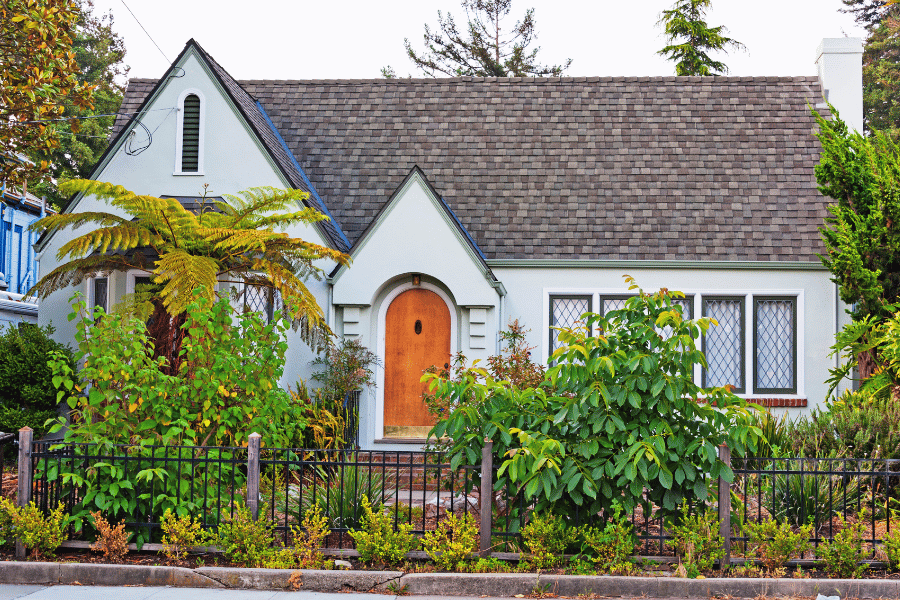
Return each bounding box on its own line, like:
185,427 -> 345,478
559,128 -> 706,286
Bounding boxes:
375,281 -> 457,440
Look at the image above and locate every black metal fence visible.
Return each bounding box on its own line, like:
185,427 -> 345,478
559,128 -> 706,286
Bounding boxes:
15,430 -> 900,559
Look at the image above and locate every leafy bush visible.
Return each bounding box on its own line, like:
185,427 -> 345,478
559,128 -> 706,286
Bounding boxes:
882,523 -> 900,570
0,407 -> 58,439
520,511 -> 578,569
90,511 -> 130,563
429,279 -> 759,520
818,514 -> 869,578
1,498 -> 69,560
349,496 -> 417,566
291,505 -> 329,568
160,509 -> 210,560
0,323 -> 74,413
580,504 -> 635,573
422,512 -> 478,571
50,292 -> 308,448
667,504 -> 724,578
743,518 -> 811,571
216,503 -> 281,568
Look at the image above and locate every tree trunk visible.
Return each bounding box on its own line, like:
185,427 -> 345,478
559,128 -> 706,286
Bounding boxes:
146,299 -> 187,375
858,348 -> 877,381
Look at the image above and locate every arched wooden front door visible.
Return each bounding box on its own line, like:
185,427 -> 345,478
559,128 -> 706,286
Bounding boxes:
384,288 -> 451,438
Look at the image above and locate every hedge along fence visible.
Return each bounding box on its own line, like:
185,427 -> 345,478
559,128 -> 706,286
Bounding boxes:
12,427 -> 900,563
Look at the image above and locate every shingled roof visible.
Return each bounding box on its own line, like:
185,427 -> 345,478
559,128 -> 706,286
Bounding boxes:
116,68 -> 830,262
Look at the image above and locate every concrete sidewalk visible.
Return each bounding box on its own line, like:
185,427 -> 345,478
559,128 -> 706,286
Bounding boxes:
0,587 -> 528,600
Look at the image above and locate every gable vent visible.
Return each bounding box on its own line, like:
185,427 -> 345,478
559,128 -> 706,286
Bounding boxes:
181,94 -> 201,172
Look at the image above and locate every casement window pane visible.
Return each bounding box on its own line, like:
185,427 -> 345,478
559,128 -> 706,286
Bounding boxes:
549,296 -> 591,355
243,284 -> 279,323
756,299 -> 795,391
93,277 -> 108,312
704,299 -> 743,390
600,297 -> 628,314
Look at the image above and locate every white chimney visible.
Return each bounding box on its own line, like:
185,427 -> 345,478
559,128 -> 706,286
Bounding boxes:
815,38 -> 864,133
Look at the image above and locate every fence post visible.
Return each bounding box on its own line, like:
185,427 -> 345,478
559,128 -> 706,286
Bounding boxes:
717,443 -> 732,569
479,437 -> 493,557
15,427 -> 33,560
247,432 -> 261,521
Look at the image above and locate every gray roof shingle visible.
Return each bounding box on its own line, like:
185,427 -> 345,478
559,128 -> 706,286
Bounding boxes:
115,64 -> 831,262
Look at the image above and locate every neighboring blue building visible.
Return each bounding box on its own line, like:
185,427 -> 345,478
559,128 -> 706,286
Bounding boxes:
0,184 -> 48,329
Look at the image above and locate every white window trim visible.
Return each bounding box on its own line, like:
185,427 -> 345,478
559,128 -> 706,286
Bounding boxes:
125,269 -> 154,296
174,88 -> 206,176
374,281 -> 458,441
541,287 -> 805,399
85,273 -> 113,314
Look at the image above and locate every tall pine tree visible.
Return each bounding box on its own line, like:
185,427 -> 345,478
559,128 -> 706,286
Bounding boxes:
657,0 -> 744,76
399,0 -> 570,77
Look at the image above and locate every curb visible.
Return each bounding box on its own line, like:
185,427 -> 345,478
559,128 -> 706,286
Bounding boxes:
3,561 -> 900,598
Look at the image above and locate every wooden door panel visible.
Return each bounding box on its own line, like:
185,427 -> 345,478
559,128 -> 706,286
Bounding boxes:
384,288 -> 450,436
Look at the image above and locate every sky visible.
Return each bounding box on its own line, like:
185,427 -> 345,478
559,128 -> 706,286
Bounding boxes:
90,0 -> 868,82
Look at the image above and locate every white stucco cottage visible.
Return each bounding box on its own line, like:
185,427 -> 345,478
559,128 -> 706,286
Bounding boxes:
35,38 -> 863,449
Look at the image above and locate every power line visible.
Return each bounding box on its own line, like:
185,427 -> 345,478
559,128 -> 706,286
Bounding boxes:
12,107 -> 176,126
119,0 -> 171,65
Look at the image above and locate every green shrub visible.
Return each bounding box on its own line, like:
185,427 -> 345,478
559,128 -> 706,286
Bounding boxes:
667,504 -> 724,578
468,556 -> 517,573
429,279 -> 759,520
0,323 -> 74,413
50,292 -> 308,448
160,509 -> 211,560
349,495 -> 417,566
743,518 -> 812,571
882,523 -> 900,570
310,337 -> 379,414
2,498 -> 69,560
580,504 -> 635,574
767,464 -> 863,528
520,511 -> 578,569
422,512 -> 478,571
215,503 -> 283,568
291,505 -> 329,568
818,514 -> 869,579
0,407 -> 58,439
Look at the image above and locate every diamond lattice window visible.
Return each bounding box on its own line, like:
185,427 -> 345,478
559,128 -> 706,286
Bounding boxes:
549,296 -> 591,356
703,298 -> 744,391
755,298 -> 795,392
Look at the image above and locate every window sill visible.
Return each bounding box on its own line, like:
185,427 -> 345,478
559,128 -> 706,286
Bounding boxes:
173,171 -> 205,176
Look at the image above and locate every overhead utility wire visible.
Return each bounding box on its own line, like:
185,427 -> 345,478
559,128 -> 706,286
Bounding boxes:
119,0 -> 171,64
12,107 -> 177,126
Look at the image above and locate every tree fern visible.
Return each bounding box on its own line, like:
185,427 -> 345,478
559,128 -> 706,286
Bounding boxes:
29,181 -> 350,353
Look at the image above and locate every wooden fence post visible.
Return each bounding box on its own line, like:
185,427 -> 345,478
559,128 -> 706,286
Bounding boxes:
479,437 -> 493,558
16,427 -> 33,560
247,432 -> 261,521
718,443 -> 732,569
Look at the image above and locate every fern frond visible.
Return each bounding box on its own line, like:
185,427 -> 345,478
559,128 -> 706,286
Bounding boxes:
241,208 -> 328,230
29,212 -> 131,236
57,224 -> 161,259
154,250 -> 219,314
26,254 -> 141,299
219,187 -> 311,227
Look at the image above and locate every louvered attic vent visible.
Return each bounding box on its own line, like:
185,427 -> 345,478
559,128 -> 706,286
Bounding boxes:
181,94 -> 201,172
